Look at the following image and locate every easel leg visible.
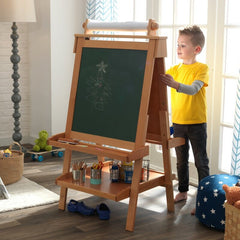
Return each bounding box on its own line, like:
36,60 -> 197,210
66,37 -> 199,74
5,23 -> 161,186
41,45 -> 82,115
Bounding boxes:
59,187 -> 68,210
159,110 -> 175,212
126,158 -> 142,232
162,148 -> 174,212
58,149 -> 72,210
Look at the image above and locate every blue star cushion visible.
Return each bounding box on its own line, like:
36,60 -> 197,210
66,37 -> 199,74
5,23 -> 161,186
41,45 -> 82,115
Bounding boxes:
195,174 -> 240,231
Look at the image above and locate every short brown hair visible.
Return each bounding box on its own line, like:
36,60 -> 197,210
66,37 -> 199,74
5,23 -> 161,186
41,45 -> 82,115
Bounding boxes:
179,25 -> 205,49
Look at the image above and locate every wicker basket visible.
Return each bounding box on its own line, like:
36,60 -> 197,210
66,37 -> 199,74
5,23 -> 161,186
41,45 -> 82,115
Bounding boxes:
0,142 -> 24,185
224,202 -> 240,240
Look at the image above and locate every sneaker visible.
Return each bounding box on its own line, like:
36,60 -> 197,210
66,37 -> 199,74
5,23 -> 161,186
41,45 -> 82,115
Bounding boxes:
67,199 -> 79,212
67,199 -> 95,216
96,203 -> 110,220
77,201 -> 96,216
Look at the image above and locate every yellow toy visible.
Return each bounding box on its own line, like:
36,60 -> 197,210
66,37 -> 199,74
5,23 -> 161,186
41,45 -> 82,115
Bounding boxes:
4,149 -> 12,156
33,130 -> 52,152
223,184 -> 240,209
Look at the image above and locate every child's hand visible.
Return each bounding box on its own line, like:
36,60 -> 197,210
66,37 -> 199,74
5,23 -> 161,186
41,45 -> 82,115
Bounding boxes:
160,74 -> 180,90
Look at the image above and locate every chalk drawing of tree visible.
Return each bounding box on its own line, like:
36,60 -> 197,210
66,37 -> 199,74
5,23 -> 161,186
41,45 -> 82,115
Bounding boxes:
86,61 -> 112,111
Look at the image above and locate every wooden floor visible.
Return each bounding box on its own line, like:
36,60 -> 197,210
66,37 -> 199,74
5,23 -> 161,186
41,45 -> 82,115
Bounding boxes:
0,149 -> 224,240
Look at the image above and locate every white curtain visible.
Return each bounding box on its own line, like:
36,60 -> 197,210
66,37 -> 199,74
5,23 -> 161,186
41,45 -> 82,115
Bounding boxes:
231,73 -> 240,175
86,0 -> 118,21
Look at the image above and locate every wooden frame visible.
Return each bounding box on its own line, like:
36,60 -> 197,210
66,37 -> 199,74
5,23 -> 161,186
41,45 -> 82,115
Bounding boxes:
48,19 -> 184,232
66,35 -> 158,151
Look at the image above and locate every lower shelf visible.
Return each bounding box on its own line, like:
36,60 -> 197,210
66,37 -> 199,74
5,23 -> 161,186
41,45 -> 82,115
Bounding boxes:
56,164 -> 173,202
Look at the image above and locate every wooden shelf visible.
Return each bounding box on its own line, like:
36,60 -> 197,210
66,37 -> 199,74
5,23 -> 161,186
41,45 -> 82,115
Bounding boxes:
48,133 -> 149,162
56,163 -> 171,202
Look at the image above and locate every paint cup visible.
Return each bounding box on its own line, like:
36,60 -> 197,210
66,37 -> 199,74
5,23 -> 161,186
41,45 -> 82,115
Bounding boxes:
72,169 -> 80,183
109,160 -> 119,182
124,165 -> 133,183
79,169 -> 86,184
90,168 -> 101,184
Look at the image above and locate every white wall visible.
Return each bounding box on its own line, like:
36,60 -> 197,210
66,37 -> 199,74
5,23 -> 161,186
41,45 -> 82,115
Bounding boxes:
27,0 -> 86,142
50,0 -> 86,135
0,0 -> 87,145
28,0 -> 51,142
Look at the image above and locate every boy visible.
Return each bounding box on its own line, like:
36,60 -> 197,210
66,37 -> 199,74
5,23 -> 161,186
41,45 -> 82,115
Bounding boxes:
160,25 -> 209,210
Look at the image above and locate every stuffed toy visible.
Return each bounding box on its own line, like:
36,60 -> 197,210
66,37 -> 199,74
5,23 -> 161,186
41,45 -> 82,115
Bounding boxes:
222,184 -> 240,209
33,130 -> 52,152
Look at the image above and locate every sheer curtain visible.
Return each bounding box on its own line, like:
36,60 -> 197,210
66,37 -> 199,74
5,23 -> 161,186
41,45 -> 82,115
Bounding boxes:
86,0 -> 118,21
231,72 -> 240,175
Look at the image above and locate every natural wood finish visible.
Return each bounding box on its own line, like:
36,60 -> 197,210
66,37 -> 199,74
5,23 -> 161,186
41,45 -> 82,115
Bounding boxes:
146,57 -> 184,213
48,21 -> 184,232
56,161 -> 169,202
159,110 -> 174,212
154,38 -> 167,58
75,34 -> 162,40
70,131 -> 136,151
69,35 -> 160,151
65,52 -> 82,138
134,39 -> 156,149
75,38 -> 150,52
74,35 -> 167,58
126,158 -> 143,231
168,137 -> 185,149
147,19 -> 159,36
147,58 -> 166,142
58,149 -> 72,210
48,134 -> 149,162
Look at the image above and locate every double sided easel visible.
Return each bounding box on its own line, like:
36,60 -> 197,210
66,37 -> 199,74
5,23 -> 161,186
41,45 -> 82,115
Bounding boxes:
48,19 -> 184,232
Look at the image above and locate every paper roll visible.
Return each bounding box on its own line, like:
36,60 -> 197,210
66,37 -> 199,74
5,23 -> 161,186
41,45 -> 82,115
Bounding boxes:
87,20 -> 149,31
83,19 -> 159,33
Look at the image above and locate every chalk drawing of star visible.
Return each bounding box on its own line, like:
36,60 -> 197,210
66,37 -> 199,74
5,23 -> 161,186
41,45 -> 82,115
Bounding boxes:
96,61 -> 108,73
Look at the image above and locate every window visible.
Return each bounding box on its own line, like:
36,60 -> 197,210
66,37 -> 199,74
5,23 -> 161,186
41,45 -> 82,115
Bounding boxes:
117,0 -> 239,175
151,0 -> 208,162
218,0 -> 240,172
117,0 -> 146,21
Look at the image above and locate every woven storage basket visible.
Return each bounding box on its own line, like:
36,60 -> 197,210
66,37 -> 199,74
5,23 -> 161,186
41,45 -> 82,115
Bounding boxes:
224,202 -> 240,240
0,142 -> 24,185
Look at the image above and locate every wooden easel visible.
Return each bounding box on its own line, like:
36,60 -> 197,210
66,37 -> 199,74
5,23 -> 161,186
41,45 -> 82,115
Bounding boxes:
48,19 -> 184,232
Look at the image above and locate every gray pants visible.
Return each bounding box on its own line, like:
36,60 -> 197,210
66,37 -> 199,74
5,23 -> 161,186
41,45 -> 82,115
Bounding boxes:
173,123 -> 210,192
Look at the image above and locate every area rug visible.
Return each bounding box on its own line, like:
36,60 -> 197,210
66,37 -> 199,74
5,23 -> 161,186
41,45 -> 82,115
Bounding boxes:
0,176 -> 59,213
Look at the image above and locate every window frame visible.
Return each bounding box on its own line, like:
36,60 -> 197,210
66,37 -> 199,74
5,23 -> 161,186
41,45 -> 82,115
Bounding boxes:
118,0 -> 239,176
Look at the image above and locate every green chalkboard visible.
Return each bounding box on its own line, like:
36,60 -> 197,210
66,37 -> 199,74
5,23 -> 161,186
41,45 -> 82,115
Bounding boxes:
72,47 -> 147,142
